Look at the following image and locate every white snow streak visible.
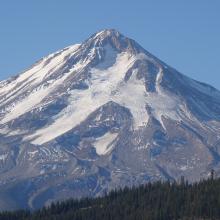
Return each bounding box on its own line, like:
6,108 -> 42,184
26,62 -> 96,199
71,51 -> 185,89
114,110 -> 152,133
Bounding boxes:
145,68 -> 182,129
1,44 -> 81,123
93,132 -> 118,155
0,153 -> 8,161
0,44 -> 80,98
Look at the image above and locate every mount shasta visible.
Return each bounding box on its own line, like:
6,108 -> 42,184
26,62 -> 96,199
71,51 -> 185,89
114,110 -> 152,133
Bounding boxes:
0,29 -> 220,210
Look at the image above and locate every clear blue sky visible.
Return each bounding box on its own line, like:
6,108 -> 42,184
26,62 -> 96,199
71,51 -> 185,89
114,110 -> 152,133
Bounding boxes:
0,0 -> 220,89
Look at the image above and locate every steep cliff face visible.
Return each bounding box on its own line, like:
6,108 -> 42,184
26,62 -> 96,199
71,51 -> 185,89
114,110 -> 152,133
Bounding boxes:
0,29 -> 220,210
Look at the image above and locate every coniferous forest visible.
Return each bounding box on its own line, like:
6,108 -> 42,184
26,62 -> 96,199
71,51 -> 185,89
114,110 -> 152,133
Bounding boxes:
1,176 -> 220,220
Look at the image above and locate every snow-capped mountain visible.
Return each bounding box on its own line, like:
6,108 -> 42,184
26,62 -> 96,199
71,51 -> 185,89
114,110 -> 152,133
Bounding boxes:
0,29 -> 220,210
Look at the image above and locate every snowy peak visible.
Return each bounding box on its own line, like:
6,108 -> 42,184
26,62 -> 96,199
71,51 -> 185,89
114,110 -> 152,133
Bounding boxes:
1,29 -> 220,133
92,29 -> 124,41
81,29 -> 143,56
1,29 -> 220,210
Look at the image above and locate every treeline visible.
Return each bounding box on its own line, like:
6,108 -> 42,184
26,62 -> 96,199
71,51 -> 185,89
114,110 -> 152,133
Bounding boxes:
1,177 -> 220,220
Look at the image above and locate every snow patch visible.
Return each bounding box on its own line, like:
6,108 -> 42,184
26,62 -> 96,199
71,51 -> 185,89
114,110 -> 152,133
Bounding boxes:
40,169 -> 45,175
135,144 -> 150,151
27,150 -> 38,159
0,153 -> 8,161
93,132 -> 118,155
180,165 -> 189,171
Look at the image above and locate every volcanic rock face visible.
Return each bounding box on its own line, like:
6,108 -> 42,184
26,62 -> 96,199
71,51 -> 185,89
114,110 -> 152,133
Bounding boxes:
0,29 -> 220,210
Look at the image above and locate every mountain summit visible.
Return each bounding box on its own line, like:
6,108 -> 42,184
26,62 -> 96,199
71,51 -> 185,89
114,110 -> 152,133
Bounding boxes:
0,29 -> 220,210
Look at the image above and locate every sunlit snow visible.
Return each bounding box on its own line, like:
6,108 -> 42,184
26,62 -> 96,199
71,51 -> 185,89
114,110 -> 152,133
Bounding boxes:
27,46 -> 150,145
93,132 -> 118,155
